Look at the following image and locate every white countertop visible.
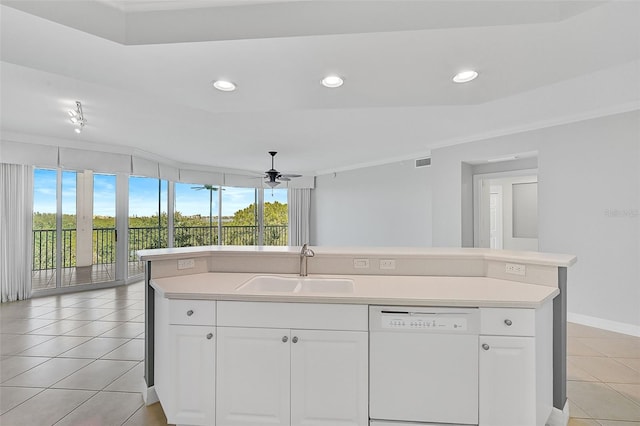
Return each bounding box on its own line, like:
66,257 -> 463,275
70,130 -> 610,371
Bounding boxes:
138,246 -> 576,267
151,272 -> 559,308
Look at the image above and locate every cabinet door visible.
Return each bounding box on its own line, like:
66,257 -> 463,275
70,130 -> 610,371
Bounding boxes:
167,325 -> 215,426
216,327 -> 291,426
291,330 -> 368,426
479,335 -> 536,426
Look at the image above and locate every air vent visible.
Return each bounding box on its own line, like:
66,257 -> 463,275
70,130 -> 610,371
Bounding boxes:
415,157 -> 431,168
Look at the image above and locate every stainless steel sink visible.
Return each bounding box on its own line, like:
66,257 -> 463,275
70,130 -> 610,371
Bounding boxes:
237,275 -> 354,294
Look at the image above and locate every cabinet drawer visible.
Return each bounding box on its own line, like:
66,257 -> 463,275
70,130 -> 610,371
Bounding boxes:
217,301 -> 368,331
169,299 -> 216,325
480,308 -> 535,336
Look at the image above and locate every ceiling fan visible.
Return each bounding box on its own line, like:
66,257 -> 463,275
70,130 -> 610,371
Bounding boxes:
263,151 -> 301,187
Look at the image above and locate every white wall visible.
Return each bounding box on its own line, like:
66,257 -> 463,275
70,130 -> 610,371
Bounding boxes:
431,111 -> 640,331
311,161 -> 432,247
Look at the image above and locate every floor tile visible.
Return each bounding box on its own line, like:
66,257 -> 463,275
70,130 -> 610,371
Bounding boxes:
568,399 -> 591,418
568,359 -> 599,382
66,308 -> 115,321
54,391 -> 143,426
567,381 -> 640,421
18,335 -> 92,357
617,358 -> 640,373
0,388 -> 95,426
579,338 -> 640,359
99,310 -> 145,322
569,356 -> 640,384
609,383 -> 640,405
67,298 -> 115,309
101,339 -> 144,361
35,308 -> 88,320
0,318 -> 59,334
597,421 -> 640,426
0,356 -> 50,382
100,322 -> 145,338
567,323 -> 630,339
569,337 -> 607,357
27,320 -> 91,335
0,334 -> 56,356
0,386 -> 43,414
2,357 -> 93,387
63,320 -> 125,337
97,300 -> 139,310
58,337 -> 129,359
122,402 -> 168,426
52,359 -> 138,391
568,419 -> 600,426
104,362 -> 144,392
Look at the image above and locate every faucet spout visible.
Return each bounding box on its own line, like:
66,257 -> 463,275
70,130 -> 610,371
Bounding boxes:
299,244 -> 315,276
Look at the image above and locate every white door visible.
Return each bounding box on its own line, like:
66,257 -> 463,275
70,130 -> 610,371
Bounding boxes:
290,330 -> 368,426
216,327 -> 291,426
168,325 -> 215,426
479,336 -> 536,426
489,185 -> 503,249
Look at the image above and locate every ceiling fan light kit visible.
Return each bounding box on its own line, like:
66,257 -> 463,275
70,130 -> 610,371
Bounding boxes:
263,151 -> 301,187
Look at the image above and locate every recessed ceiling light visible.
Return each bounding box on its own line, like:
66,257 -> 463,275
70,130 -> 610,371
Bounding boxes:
213,80 -> 236,92
321,75 -> 344,88
453,70 -> 478,83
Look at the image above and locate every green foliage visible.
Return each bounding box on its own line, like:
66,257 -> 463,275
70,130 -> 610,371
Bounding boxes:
32,200 -> 289,270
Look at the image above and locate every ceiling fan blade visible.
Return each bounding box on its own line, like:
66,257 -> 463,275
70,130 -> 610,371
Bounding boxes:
279,173 -> 302,178
278,177 -> 291,181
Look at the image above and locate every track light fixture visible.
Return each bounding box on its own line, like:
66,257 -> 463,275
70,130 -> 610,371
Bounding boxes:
68,101 -> 86,133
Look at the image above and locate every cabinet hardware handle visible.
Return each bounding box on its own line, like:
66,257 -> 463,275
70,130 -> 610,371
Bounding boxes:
504,319 -> 513,326
482,343 -> 490,351
292,336 -> 298,343
206,333 -> 213,340
187,310 -> 194,316
282,336 -> 288,343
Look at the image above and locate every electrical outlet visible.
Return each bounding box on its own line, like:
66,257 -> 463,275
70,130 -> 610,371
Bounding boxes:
380,259 -> 396,270
177,258 -> 195,270
354,258 -> 370,269
505,263 -> 526,276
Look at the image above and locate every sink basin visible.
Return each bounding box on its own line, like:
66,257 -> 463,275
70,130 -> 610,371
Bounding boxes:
237,275 -> 354,294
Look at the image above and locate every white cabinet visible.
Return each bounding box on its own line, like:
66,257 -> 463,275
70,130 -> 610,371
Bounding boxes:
290,329 -> 368,426
479,335 -> 535,426
216,327 -> 368,426
216,327 -> 291,426
216,301 -> 369,426
478,302 -> 553,426
154,295 -> 216,426
168,325 -> 216,426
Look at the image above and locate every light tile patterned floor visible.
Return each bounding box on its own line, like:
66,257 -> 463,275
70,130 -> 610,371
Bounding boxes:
0,281 -> 167,426
1,283 -> 639,425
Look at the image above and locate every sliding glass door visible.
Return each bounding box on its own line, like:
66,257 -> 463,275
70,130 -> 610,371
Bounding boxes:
32,168 -> 119,292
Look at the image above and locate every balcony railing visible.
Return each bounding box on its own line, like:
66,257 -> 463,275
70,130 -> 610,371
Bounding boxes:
33,225 -> 288,270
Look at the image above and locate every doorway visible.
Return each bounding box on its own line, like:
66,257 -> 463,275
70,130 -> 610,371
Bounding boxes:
474,172 -> 538,251
32,168 -> 120,292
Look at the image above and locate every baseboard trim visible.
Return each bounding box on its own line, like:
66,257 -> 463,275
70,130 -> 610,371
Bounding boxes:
547,400 -> 570,426
141,383 -> 159,406
568,312 -> 640,337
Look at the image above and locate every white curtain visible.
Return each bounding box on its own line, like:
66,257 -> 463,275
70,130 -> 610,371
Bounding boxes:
1,163 -> 33,302
288,188 -> 311,246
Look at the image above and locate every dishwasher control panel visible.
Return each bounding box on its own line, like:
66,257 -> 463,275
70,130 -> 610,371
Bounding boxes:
370,306 -> 480,333
380,314 -> 468,331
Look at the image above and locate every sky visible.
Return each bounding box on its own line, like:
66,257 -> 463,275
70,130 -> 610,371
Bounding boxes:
33,169 -> 288,217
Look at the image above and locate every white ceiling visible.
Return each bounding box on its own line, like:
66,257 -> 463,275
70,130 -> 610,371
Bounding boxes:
1,0 -> 639,176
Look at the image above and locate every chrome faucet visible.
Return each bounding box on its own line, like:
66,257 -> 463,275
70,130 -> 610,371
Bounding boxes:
299,243 -> 315,276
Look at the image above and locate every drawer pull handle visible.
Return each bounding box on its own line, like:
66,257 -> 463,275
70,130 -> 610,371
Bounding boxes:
292,336 -> 299,343
482,343 -> 490,351
504,319 -> 513,326
206,333 -> 213,340
186,310 -> 194,316
282,336 -> 288,343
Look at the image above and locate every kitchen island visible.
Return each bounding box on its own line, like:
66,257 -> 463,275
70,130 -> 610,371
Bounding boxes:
139,246 -> 576,426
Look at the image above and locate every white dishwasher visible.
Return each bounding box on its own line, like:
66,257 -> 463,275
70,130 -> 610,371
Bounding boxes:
369,306 -> 480,426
